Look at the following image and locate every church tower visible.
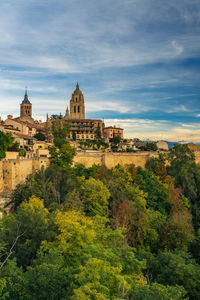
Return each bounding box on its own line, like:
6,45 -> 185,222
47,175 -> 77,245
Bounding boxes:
70,83 -> 85,119
20,88 -> 32,119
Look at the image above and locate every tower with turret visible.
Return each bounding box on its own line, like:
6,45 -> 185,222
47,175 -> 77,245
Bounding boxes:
20,88 -> 32,119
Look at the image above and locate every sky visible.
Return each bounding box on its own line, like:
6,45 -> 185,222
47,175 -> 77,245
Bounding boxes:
0,0 -> 200,141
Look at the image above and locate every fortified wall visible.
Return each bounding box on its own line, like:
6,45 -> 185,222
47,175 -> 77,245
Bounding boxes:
74,151 -> 158,169
0,152 -> 158,193
0,157 -> 50,193
1,150 -> 200,193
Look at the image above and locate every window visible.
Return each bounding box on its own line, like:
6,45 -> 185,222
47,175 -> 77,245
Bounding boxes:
74,106 -> 76,113
78,106 -> 80,113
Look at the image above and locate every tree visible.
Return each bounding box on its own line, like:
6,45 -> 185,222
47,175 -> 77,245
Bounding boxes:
0,131 -> 14,159
145,154 -> 167,182
80,178 -> 110,216
49,118 -> 76,168
167,144 -> 200,228
0,196 -> 52,268
161,211 -> 194,251
49,143 -> 76,168
141,251 -> 200,300
95,124 -> 102,140
143,143 -> 158,152
72,131 -> 76,141
72,258 -> 131,299
136,168 -> 170,214
18,148 -> 26,157
34,132 -> 46,141
131,282 -> 187,300
51,119 -> 70,148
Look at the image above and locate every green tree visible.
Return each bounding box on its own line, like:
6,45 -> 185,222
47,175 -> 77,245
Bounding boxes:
131,282 -> 187,300
33,132 -> 46,141
95,124 -> 102,140
145,154 -> 167,182
143,143 -> 158,152
18,148 -> 26,157
72,131 -> 76,141
72,258 -> 131,300
140,251 -> 200,300
136,168 -> 170,214
0,196 -> 52,268
51,119 -> 70,148
167,144 -> 200,228
0,131 -> 14,159
49,119 -> 76,168
49,143 -> 76,168
80,178 -> 110,216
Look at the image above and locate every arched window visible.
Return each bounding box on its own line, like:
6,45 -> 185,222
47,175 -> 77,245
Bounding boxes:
78,106 -> 80,113
74,106 -> 76,113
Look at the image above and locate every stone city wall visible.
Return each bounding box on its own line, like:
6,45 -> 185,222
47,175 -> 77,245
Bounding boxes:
74,151 -> 158,169
0,157 -> 50,193
1,150 -> 200,193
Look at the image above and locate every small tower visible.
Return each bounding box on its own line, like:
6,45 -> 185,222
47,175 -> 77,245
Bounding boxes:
20,88 -> 32,118
70,83 -> 85,119
64,106 -> 70,119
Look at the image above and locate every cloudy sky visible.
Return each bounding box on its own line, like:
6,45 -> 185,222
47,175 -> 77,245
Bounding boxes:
0,0 -> 200,141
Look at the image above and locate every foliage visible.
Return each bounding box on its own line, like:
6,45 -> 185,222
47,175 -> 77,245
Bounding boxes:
18,148 -> 26,157
167,144 -> 200,228
51,119 -> 70,148
49,143 -> 76,168
139,250 -> 200,299
72,131 -> 76,141
0,196 -> 52,268
131,282 -> 187,300
95,124 -> 102,140
80,178 -> 110,216
136,167 -> 170,214
143,142 -> 158,152
1,146 -> 200,299
72,258 -> 131,299
33,132 -> 46,141
0,131 -> 14,159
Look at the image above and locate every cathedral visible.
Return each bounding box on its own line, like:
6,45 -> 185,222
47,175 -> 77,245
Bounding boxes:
2,83 -> 123,143
63,83 -> 104,140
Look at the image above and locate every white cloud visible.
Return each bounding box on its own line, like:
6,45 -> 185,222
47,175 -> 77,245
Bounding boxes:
104,118 -> 200,142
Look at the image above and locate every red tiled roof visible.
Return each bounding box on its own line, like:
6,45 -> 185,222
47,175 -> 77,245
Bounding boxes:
13,133 -> 36,140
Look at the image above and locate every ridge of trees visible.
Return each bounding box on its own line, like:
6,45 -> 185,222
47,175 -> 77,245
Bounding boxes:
0,127 -> 200,299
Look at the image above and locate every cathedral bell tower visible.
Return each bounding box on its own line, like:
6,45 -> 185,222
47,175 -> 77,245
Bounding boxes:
20,88 -> 32,118
70,83 -> 85,119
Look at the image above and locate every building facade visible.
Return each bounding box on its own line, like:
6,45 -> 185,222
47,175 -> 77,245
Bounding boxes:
64,83 -> 103,140
103,126 -> 124,140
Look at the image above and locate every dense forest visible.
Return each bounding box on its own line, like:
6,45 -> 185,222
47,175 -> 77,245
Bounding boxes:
0,121 -> 200,299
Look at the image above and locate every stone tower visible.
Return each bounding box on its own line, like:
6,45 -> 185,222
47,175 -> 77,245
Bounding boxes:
20,88 -> 32,119
70,83 -> 85,119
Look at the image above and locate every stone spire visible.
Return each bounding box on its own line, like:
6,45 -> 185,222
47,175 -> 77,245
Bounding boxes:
22,87 -> 31,104
20,88 -> 32,120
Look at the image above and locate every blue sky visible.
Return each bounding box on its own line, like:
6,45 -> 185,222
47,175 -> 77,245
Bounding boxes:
0,0 -> 200,141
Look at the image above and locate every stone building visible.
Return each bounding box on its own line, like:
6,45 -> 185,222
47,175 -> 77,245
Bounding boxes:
63,83 -> 103,140
103,126 -> 124,140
